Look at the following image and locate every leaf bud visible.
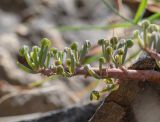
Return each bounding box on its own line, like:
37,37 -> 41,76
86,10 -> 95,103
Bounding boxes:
50,48 -> 58,55
106,46 -> 113,55
55,60 -> 62,66
126,39 -> 134,48
66,59 -> 71,66
99,57 -> 105,63
105,40 -> 109,47
115,55 -> 120,62
70,42 -> 78,51
32,46 -> 40,52
117,48 -> 124,55
110,37 -> 118,45
56,65 -> 64,75
40,38 -> 51,47
98,39 -> 105,46
19,45 -> 29,57
90,91 -> 100,100
141,20 -> 150,29
133,30 -> 139,39
148,24 -> 159,33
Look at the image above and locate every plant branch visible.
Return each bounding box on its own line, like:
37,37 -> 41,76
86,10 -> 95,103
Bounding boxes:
143,47 -> 160,61
40,67 -> 160,83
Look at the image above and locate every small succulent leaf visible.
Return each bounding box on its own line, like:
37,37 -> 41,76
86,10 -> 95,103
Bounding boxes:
114,54 -> 122,66
110,37 -> 118,50
70,42 -> 78,51
32,46 -> 40,65
133,30 -> 144,48
103,78 -> 113,84
84,64 -> 100,79
68,49 -> 76,73
55,60 -> 62,66
40,38 -> 51,47
17,61 -> 36,73
100,84 -> 119,93
56,65 -> 64,75
24,51 -> 35,69
50,48 -> 58,58
39,38 -> 51,66
90,91 -> 100,100
80,40 -> 91,63
19,45 -> 29,57
41,46 -> 48,66
46,52 -> 51,68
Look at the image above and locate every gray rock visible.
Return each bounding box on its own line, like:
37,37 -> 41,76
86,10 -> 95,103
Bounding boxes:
0,33 -> 20,54
0,0 -> 28,13
27,18 -> 66,49
0,81 -> 82,117
19,103 -> 99,122
0,11 -> 19,33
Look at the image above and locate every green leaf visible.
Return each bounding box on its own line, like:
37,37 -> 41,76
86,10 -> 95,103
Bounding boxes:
68,48 -> 76,73
70,52 -> 76,73
41,46 -> 49,66
104,78 -> 113,84
133,0 -> 148,24
56,65 -> 64,75
58,51 -> 64,62
147,13 -> 160,22
39,38 -> 51,66
40,38 -> 51,47
32,46 -> 40,67
90,91 -> 100,100
17,61 -> 36,73
24,52 -> 35,69
84,64 -> 100,79
46,52 -> 51,68
80,40 -> 91,63
19,45 -> 29,57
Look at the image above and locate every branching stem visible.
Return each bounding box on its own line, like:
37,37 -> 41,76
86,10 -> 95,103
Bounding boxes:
40,67 -> 160,83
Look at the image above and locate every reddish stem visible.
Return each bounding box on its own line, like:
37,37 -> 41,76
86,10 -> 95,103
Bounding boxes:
40,67 -> 160,83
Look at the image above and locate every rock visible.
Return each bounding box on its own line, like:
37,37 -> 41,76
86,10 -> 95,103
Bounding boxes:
0,33 -> 20,54
0,10 -> 19,33
0,94 -> 58,117
19,103 -> 99,122
16,24 -> 30,37
23,18 -> 66,49
132,86 -> 160,122
90,79 -> 139,122
90,55 -> 160,122
0,0 -> 28,13
90,102 -> 125,122
0,80 -> 82,116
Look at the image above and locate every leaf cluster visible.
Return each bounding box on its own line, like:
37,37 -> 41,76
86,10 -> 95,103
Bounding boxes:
17,20 -> 160,100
